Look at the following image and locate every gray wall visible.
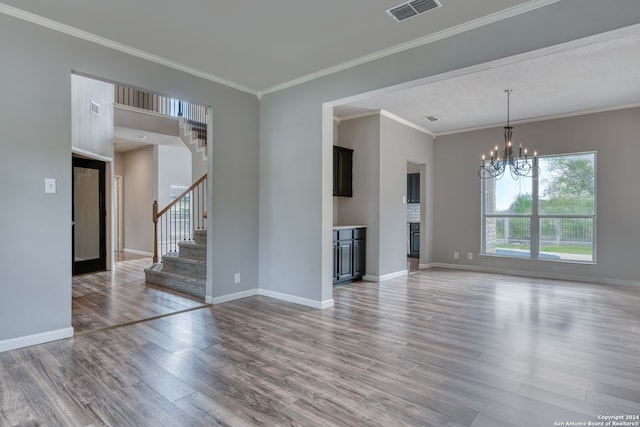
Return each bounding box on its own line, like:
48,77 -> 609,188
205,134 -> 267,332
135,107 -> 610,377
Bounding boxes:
0,13 -> 259,349
71,74 -> 114,158
336,115 -> 381,276
157,144 -> 192,209
191,149 -> 208,183
259,0 -> 640,306
114,152 -> 125,176
434,107 -> 640,284
123,146 -> 155,254
336,114 -> 433,279
379,115 -> 433,276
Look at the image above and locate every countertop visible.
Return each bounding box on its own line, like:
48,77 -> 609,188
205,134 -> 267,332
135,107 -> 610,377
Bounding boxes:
333,225 -> 367,230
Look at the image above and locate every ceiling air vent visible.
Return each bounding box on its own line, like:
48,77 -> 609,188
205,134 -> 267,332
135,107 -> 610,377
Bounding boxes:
409,0 -> 441,14
387,0 -> 441,22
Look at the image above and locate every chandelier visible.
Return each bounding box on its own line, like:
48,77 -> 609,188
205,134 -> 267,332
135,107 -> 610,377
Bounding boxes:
478,90 -> 538,180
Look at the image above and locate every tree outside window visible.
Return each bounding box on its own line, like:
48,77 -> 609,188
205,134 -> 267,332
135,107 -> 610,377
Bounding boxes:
482,152 -> 596,262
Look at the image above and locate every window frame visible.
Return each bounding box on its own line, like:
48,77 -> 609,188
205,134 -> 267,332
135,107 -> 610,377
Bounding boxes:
481,151 -> 597,264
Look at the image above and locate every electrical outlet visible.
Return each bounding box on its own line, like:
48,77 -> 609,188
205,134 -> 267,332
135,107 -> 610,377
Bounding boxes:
453,251 -> 459,259
234,273 -> 240,284
467,252 -> 473,260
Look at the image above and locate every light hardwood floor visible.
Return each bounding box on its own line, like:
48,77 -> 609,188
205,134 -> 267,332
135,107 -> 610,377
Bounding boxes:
1,268 -> 639,426
72,256 -> 209,335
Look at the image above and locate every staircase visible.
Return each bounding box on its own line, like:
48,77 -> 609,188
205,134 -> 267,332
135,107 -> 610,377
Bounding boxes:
144,229 -> 207,299
179,117 -> 208,161
114,84 -> 208,162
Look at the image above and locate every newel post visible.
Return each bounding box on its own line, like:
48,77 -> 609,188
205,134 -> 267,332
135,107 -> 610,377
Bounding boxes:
152,200 -> 158,263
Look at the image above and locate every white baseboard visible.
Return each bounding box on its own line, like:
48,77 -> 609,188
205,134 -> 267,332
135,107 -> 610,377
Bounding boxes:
0,327 -> 74,353
123,248 -> 153,257
259,289 -> 334,309
363,269 -> 408,282
430,262 -> 640,287
209,288 -> 258,304
208,287 -> 334,309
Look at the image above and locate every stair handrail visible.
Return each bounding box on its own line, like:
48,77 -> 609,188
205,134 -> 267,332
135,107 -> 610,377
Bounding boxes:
153,173 -> 207,263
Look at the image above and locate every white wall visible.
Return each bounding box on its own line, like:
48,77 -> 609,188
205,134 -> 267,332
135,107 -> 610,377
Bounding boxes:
433,107 -> 640,285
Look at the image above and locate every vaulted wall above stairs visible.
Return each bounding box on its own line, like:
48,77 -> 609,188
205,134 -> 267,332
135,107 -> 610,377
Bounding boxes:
178,116 -> 208,179
145,229 -> 207,299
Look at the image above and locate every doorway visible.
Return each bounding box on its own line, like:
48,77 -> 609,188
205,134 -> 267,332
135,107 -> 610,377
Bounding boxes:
114,175 -> 124,253
73,156 -> 106,275
407,162 -> 422,274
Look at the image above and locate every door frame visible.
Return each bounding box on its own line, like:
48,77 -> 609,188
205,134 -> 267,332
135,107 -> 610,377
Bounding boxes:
114,175 -> 124,252
72,156 -> 107,275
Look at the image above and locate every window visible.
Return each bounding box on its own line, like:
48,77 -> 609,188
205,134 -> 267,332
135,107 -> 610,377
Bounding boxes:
482,152 -> 596,263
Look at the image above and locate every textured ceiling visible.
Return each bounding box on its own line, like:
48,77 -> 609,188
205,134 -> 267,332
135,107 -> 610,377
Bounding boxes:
0,0 -> 550,93
2,0 -> 638,136
333,24 -> 640,134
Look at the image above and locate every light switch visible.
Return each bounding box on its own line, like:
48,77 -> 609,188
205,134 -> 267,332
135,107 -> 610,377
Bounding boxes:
45,178 -> 56,194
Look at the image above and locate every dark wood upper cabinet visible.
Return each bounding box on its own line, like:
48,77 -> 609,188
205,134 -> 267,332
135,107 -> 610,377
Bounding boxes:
407,173 -> 420,203
333,145 -> 353,197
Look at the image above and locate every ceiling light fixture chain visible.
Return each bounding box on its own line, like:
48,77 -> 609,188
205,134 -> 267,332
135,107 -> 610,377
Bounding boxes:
478,89 -> 539,180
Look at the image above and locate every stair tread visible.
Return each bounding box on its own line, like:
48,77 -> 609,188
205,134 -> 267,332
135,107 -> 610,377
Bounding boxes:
179,240 -> 206,247
145,263 -> 204,282
162,252 -> 206,265
144,264 -> 205,299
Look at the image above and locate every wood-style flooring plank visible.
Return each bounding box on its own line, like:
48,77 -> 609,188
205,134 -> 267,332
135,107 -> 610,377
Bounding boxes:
72,256 -> 209,335
1,267 -> 639,426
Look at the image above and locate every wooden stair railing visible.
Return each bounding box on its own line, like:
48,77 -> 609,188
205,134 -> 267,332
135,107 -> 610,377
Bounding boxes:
153,174 -> 207,263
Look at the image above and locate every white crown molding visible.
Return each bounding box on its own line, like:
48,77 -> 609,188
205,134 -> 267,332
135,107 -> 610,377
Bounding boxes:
338,110 -> 381,122
337,109 -> 434,136
380,110 -> 434,136
434,102 -> 640,137
1,0 -> 560,98
257,0 -> 560,97
0,3 -> 257,96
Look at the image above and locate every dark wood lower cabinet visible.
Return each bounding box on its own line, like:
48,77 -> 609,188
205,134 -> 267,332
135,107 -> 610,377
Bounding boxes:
333,227 -> 366,285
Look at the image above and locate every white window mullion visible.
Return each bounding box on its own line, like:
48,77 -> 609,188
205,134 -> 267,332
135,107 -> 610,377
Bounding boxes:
530,157 -> 540,259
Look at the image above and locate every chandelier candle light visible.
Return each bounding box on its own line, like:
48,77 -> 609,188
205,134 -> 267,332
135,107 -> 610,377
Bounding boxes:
478,89 -> 538,180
